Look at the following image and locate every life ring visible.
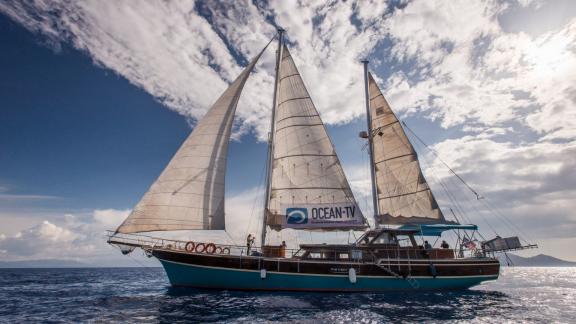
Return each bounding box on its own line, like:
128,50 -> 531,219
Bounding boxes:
205,243 -> 216,254
215,247 -> 222,254
185,241 -> 195,252
195,243 -> 206,253
221,247 -> 230,255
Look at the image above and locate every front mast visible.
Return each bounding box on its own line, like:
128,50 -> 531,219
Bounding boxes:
362,60 -> 380,223
261,28 -> 284,247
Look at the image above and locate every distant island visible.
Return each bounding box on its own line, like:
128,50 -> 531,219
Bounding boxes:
501,254 -> 576,267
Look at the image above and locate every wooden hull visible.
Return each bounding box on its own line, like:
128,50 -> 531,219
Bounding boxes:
152,249 -> 500,292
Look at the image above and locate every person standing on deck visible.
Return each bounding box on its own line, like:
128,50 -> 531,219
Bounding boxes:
246,234 -> 255,255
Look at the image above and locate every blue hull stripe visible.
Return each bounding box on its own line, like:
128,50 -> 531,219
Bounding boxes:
159,259 -> 499,291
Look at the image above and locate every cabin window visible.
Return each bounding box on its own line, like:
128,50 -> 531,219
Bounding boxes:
398,238 -> 413,247
338,253 -> 349,260
351,250 -> 362,259
374,233 -> 390,244
309,252 -> 322,259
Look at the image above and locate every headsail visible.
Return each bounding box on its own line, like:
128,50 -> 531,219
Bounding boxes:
367,73 -> 450,225
115,45 -> 269,234
266,45 -> 366,231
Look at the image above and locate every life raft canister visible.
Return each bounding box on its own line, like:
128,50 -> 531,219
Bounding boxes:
185,241 -> 195,252
195,243 -> 206,253
205,243 -> 217,254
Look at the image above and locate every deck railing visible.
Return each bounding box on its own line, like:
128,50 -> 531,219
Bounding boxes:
106,231 -> 487,261
106,231 -> 299,258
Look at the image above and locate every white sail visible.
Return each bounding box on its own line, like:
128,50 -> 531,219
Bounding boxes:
266,45 -> 365,231
368,73 -> 448,225
115,48 -> 267,234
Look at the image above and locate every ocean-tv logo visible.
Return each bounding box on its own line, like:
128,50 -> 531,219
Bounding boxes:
286,207 -> 308,224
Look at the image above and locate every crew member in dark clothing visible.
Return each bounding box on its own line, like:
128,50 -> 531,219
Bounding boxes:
246,234 -> 255,255
441,240 -> 450,249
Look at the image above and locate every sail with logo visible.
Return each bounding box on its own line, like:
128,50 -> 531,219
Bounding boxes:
107,28 -> 536,292
264,44 -> 366,233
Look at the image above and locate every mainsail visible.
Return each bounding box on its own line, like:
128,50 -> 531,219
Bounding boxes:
367,73 -> 449,225
265,45 -> 365,231
115,46 -> 268,234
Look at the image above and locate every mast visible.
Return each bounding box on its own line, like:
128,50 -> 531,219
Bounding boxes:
261,28 -> 284,246
362,60 -> 379,222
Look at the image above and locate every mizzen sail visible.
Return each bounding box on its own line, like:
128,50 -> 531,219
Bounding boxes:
368,73 -> 448,225
115,46 -> 268,234
266,45 -> 365,231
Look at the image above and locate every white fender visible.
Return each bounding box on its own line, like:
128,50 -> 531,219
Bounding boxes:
260,268 -> 267,279
348,268 -> 357,284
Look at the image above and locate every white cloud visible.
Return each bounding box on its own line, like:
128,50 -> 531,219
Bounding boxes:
35,220 -> 78,242
92,209 -> 131,229
0,209 -> 130,261
381,1 -> 576,142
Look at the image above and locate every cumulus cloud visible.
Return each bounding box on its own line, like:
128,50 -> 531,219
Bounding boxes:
382,1 -> 576,140
0,209 -> 129,261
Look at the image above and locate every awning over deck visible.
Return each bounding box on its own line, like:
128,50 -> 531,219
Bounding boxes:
399,224 -> 478,236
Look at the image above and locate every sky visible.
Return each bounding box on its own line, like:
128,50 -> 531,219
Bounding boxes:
0,0 -> 575,266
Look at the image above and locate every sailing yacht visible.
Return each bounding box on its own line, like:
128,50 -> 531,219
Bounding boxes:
108,30 -> 535,291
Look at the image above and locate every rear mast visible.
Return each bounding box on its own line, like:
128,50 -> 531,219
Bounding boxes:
261,28 -> 284,246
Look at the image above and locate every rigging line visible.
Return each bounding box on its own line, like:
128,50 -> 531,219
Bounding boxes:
477,196 -> 528,242
225,231 -> 238,246
413,138 -> 496,238
110,243 -> 155,270
444,172 -> 500,237
245,150 -> 268,242
416,132 -> 524,239
402,121 -> 483,200
412,130 -> 532,243
414,139 -> 471,224
478,198 -> 535,244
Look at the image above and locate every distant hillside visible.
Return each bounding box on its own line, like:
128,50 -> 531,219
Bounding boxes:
501,254 -> 576,267
0,259 -> 89,268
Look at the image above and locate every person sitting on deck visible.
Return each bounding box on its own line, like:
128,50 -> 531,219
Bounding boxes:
441,240 -> 450,249
424,241 -> 432,250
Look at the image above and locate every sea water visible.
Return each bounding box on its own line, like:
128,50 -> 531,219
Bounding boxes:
0,267 -> 574,323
